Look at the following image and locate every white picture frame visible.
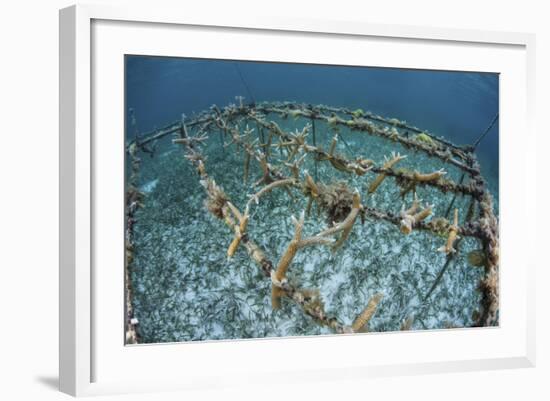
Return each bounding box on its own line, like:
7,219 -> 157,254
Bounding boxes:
59,3 -> 536,397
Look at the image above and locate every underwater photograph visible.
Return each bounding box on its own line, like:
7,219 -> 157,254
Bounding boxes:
124,56 -> 499,345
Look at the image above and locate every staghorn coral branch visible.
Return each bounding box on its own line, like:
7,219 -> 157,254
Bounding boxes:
329,135 -> 338,155
271,285 -> 284,310
413,168 -> 447,182
284,153 -> 307,180
399,215 -> 415,235
414,206 -> 433,223
222,205 -> 236,227
438,208 -> 460,254
243,123 -> 255,139
400,315 -> 415,331
273,194 -> 363,284
404,195 -> 420,215
297,236 -> 335,248
203,178 -> 229,219
172,135 -> 209,145
220,120 -> 287,186
264,120 -> 286,138
317,190 -> 362,239
273,213 -> 306,282
330,190 -> 362,251
227,230 -> 242,257
281,128 -> 310,162
227,205 -> 249,258
368,152 -> 407,194
399,195 -> 433,235
383,152 -> 407,171
255,153 -> 274,186
351,293 -> 383,332
226,201 -> 244,222
303,172 -> 320,198
247,178 -> 297,207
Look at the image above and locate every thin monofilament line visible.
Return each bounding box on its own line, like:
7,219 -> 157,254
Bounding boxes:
473,112 -> 499,149
234,62 -> 256,105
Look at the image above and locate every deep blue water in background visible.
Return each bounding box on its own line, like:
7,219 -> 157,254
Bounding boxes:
125,56 -> 499,182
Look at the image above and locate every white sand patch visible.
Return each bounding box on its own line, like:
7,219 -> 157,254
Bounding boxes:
140,179 -> 158,193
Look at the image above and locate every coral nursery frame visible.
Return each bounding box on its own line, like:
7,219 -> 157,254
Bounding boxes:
59,3 -> 536,397
125,101 -> 498,344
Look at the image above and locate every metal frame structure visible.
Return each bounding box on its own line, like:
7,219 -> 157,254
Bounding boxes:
124,100 -> 500,343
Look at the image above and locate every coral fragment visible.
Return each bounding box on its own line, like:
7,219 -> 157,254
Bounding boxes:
352,293 -> 383,332
438,208 -> 460,254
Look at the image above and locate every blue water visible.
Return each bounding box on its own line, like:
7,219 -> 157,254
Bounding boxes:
125,56 -> 499,181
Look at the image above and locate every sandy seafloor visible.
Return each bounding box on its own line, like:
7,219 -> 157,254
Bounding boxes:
129,109 -> 499,343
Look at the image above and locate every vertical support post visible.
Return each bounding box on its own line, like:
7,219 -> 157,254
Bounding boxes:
258,123 -> 265,152
178,113 -> 191,154
256,122 -> 267,165
311,117 -> 318,181
180,113 -> 188,139
444,172 -> 466,218
219,127 -> 225,149
424,197 -> 476,302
